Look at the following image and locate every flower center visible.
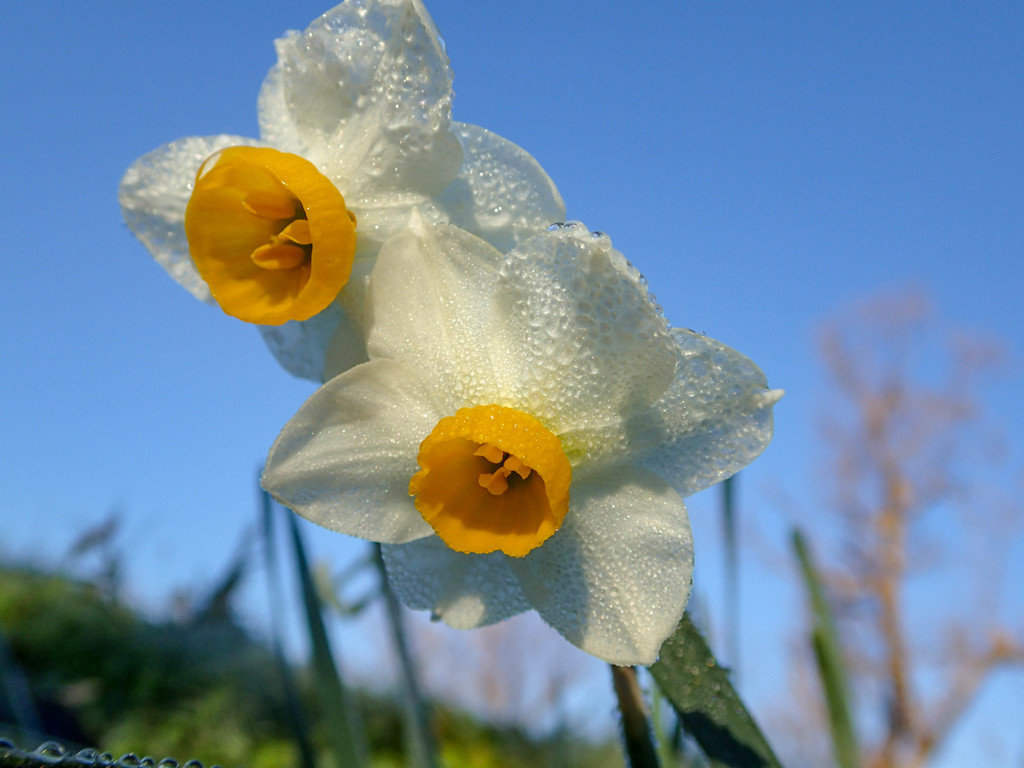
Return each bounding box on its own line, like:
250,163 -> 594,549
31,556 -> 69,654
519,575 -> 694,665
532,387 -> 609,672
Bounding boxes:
184,146 -> 357,325
409,404 -> 572,557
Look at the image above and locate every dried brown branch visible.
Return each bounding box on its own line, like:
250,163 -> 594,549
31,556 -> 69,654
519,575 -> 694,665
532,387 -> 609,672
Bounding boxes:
610,665 -> 659,768
794,289 -> 1023,768
913,634 -> 1024,766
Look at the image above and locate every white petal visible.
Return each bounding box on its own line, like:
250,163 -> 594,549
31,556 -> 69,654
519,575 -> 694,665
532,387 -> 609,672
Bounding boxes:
488,224 -> 679,435
257,300 -> 359,383
347,198 -> 450,269
118,134 -> 260,302
258,0 -> 462,205
638,330 -> 781,495
364,217 -> 505,412
511,466 -> 693,665
564,329 -> 782,497
259,256 -> 375,383
262,358 -> 439,543
320,308 -> 369,382
439,122 -> 566,253
381,537 -> 531,629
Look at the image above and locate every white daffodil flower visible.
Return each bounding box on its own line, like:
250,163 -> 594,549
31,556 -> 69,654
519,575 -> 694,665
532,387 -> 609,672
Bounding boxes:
119,0 -> 564,381
262,217 -> 782,665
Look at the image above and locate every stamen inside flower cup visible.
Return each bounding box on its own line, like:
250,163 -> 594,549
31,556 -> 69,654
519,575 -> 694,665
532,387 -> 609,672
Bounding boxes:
409,404 -> 571,557
184,146 -> 356,325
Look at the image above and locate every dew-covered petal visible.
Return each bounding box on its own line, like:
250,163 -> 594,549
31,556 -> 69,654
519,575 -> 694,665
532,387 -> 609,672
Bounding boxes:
347,196 -> 449,265
634,330 -> 782,495
258,0 -> 462,206
487,224 -> 679,436
262,358 -> 439,543
319,308 -> 369,381
364,217 -> 505,411
510,466 -> 693,665
381,536 -> 531,629
563,329 -> 782,496
259,255 -> 376,382
439,122 -> 565,253
257,299 -> 354,382
119,134 -> 261,302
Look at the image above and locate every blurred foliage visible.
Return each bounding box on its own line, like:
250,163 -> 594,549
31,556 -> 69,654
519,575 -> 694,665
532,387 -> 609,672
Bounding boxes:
0,563 -> 620,768
0,564 -> 292,767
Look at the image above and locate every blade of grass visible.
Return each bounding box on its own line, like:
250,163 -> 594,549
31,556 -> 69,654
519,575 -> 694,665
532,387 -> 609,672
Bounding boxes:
650,673 -> 676,768
260,488 -> 319,768
193,526 -> 251,625
284,498 -> 369,768
373,544 -> 438,768
792,529 -> 860,768
649,613 -> 784,768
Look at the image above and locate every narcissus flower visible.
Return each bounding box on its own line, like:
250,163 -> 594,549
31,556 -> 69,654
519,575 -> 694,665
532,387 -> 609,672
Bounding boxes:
262,218 -> 782,665
119,0 -> 563,378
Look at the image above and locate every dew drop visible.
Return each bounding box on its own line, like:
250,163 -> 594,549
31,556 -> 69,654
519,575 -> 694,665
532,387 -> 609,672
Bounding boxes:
36,741 -> 67,758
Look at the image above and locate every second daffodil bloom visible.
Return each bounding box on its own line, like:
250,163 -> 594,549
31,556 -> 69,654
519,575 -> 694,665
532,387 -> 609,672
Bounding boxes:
119,0 -> 564,381
262,217 -> 782,665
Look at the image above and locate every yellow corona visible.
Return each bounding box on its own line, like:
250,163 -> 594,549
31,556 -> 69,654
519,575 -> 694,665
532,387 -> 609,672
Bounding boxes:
184,146 -> 356,325
410,404 -> 572,557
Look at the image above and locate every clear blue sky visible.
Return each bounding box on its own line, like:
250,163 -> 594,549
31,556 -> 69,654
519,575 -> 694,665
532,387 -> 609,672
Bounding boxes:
3,1 -> 1023,764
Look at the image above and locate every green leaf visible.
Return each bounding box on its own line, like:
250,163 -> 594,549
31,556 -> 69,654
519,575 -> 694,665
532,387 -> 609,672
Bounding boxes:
285,505 -> 369,768
791,529 -> 859,768
649,613 -> 784,768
